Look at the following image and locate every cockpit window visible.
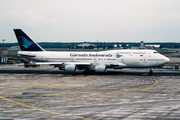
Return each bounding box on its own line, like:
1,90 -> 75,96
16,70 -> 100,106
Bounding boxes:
153,51 -> 159,54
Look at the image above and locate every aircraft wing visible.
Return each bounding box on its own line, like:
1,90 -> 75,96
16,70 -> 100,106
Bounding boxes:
33,62 -> 91,66
106,62 -> 127,67
33,61 -> 127,67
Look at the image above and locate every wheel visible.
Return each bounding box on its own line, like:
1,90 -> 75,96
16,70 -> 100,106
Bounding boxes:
24,65 -> 29,68
32,65 -> 36,67
149,68 -> 153,75
83,70 -> 95,74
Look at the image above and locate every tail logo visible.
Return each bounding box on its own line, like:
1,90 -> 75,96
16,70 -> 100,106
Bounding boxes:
17,36 -> 35,49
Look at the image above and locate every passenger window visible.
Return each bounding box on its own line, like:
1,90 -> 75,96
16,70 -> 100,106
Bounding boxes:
154,52 -> 159,54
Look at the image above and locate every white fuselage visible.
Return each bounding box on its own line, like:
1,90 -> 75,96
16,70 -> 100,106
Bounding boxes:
18,49 -> 170,69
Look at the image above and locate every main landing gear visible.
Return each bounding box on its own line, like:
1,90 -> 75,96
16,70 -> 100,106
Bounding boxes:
149,68 -> 153,75
83,70 -> 95,74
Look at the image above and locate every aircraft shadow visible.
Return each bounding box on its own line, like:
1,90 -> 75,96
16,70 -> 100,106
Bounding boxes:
0,69 -> 179,76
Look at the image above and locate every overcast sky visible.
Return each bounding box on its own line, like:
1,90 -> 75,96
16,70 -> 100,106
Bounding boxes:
1,0 -> 180,43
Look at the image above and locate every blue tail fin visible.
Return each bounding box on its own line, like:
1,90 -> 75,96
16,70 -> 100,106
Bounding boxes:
14,29 -> 44,51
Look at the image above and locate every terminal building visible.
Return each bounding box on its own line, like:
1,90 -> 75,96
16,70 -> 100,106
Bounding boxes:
0,48 -> 8,63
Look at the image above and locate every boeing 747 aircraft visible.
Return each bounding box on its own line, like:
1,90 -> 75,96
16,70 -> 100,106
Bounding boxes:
14,29 -> 170,74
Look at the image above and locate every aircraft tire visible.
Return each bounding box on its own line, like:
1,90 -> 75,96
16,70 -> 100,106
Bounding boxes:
83,70 -> 95,74
149,69 -> 153,75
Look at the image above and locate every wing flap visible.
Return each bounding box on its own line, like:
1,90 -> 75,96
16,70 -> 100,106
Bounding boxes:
33,62 -> 91,66
19,61 -> 126,68
103,62 -> 127,67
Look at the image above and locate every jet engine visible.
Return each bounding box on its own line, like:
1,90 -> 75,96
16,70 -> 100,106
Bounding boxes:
95,65 -> 106,73
65,65 -> 77,72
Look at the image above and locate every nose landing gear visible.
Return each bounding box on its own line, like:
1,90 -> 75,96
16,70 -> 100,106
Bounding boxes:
149,68 -> 153,75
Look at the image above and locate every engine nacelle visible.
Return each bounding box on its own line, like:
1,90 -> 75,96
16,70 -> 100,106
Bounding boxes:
95,65 -> 106,73
65,65 -> 77,72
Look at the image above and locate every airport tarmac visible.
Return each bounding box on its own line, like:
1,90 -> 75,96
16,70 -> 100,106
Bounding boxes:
0,65 -> 180,120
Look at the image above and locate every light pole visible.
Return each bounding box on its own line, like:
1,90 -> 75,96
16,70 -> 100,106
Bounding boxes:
2,39 -> 5,47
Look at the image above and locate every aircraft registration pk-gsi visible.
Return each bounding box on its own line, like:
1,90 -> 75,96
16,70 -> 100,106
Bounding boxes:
14,29 -> 170,74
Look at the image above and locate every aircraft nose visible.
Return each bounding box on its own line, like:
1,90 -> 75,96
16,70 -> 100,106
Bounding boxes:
165,57 -> 170,63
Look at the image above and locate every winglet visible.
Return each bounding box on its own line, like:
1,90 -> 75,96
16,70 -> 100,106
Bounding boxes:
14,29 -> 44,51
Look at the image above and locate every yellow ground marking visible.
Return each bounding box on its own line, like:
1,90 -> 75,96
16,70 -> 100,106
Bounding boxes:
4,78 -> 159,98
1,78 -> 179,120
14,119 -> 29,120
135,85 -> 180,91
0,96 -> 92,120
5,78 -> 160,98
0,117 -> 27,120
44,78 -> 159,96
0,118 -> 12,120
13,114 -> 34,116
